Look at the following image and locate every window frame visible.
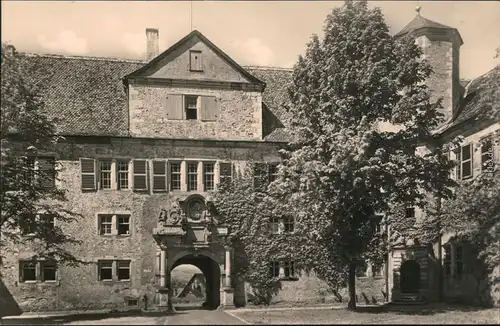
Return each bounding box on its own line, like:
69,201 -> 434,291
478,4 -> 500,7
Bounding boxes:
99,214 -> 113,236
98,260 -> 114,281
117,260 -> 131,281
270,217 -> 279,235
460,144 -> 473,179
116,160 -> 130,190
19,260 -> 37,283
283,260 -> 296,279
117,215 -> 131,236
99,160 -> 113,190
186,161 -> 199,191
270,261 -> 280,278
283,216 -> 295,234
203,162 -> 215,192
169,161 -> 182,191
40,260 -> 57,282
185,95 -> 199,120
268,163 -> 279,183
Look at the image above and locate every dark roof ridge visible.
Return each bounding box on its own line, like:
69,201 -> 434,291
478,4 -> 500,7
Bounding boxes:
243,65 -> 293,72
19,52 -> 146,64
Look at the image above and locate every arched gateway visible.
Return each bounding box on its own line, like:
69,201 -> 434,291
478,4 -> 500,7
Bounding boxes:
153,194 -> 233,310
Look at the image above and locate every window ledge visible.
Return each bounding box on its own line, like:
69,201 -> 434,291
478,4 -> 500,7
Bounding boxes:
100,279 -> 131,283
280,276 -> 299,281
19,281 -> 60,286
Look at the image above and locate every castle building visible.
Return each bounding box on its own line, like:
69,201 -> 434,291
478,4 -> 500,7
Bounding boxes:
1,9 -> 499,314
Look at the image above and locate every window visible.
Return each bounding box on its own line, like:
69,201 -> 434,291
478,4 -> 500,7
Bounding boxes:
99,215 -> 113,235
460,144 -> 472,179
481,137 -> 494,172
117,215 -> 130,235
268,164 -> 279,183
444,246 -> 452,277
24,157 -> 36,185
270,261 -> 280,278
284,260 -> 296,278
153,161 -> 168,192
189,50 -> 203,71
203,162 -> 215,191
98,214 -> 131,236
372,264 -> 383,278
40,214 -> 55,232
20,261 -> 36,282
170,162 -> 181,191
270,217 -> 279,235
405,206 -> 415,219
117,161 -> 129,190
219,162 -> 233,186
283,216 -> 295,233
128,299 -> 139,306
23,156 -> 55,188
117,260 -> 131,281
41,261 -> 57,282
100,160 -> 112,190
187,162 -> 198,191
99,261 -> 113,281
20,214 -> 36,235
185,95 -> 198,120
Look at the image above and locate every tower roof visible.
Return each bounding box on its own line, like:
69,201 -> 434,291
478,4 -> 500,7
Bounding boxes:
394,8 -> 463,45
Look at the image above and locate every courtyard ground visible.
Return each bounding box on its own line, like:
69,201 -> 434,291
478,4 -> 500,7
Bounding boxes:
230,304 -> 500,325
2,304 -> 498,325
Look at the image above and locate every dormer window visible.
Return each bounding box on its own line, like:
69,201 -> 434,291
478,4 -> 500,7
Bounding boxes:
190,50 -> 203,72
185,96 -> 198,120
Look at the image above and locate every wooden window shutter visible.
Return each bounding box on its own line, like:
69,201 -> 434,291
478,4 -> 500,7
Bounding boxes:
253,162 -> 268,191
152,160 -> 168,192
199,96 -> 219,121
38,157 -> 56,189
80,158 -> 97,191
219,162 -> 233,185
133,160 -> 148,191
165,94 -> 184,120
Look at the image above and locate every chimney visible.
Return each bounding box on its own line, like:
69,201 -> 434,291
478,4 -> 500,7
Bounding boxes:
146,28 -> 159,61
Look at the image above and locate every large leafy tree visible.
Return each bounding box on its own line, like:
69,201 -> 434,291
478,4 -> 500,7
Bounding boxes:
1,43 -> 83,267
271,0 -> 455,310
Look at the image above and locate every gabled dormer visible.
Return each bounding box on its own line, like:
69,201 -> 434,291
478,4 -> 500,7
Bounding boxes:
124,29 -> 267,141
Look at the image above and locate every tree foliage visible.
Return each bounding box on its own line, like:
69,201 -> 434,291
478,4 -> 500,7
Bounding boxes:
1,43 -> 84,267
271,0 -> 455,310
212,163 -> 298,305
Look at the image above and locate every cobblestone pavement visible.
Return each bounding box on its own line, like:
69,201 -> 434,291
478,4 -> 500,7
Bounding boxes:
64,309 -> 248,325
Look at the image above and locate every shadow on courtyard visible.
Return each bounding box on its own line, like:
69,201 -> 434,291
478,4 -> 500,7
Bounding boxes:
0,310 -> 186,325
353,303 -> 490,316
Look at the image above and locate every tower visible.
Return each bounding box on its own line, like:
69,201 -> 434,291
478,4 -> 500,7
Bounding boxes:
395,6 -> 464,125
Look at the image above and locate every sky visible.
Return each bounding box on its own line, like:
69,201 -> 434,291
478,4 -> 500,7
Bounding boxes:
2,1 -> 500,79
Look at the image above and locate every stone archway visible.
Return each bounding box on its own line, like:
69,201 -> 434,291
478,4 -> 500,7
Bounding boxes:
400,260 -> 420,294
171,253 -> 221,310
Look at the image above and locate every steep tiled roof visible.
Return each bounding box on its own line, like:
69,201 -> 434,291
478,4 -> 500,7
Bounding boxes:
444,65 -> 500,131
18,53 -> 293,141
20,53 -> 143,137
395,14 -> 454,37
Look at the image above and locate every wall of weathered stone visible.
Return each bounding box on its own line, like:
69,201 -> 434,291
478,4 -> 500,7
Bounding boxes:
129,85 -> 263,141
0,137 -> 281,314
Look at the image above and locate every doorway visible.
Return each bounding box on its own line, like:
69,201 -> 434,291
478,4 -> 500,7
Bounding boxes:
400,260 -> 420,294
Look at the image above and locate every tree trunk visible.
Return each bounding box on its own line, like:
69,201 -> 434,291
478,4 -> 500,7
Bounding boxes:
347,262 -> 357,311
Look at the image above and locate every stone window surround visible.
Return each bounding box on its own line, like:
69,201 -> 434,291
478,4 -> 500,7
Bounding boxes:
97,259 -> 133,283
20,211 -> 57,237
18,258 -> 59,285
270,260 -> 298,281
88,158 -> 227,194
269,216 -> 295,235
95,212 -> 132,237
